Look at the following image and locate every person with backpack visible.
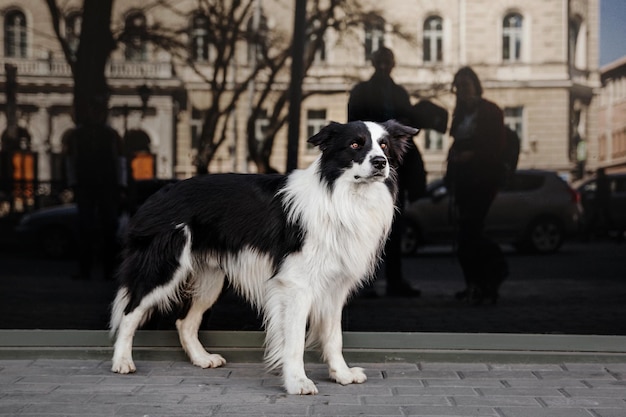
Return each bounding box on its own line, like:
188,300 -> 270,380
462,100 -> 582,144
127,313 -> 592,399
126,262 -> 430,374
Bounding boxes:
445,66 -> 509,305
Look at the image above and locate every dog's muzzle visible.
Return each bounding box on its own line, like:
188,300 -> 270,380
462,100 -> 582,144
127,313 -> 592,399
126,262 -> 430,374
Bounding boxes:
371,156 -> 387,171
370,156 -> 389,179
355,155 -> 389,181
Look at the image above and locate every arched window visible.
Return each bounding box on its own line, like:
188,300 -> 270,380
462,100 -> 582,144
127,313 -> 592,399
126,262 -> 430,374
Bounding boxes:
423,16 -> 443,63
364,15 -> 385,61
503,13 -> 523,62
124,11 -> 147,62
65,11 -> 82,58
4,10 -> 27,58
190,13 -> 209,62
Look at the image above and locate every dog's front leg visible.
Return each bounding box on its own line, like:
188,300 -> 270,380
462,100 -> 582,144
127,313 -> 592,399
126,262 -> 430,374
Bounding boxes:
283,295 -> 319,395
266,286 -> 318,395
318,301 -> 367,386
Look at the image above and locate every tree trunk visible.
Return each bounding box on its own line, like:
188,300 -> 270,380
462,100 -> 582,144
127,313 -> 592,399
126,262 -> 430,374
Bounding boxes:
73,0 -> 116,124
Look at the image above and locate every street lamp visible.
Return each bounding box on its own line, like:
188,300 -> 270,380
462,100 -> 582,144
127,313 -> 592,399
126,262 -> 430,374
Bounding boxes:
137,84 -> 152,118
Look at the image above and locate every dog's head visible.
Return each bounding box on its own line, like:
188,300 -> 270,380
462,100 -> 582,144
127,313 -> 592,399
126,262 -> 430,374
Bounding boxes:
308,120 -> 417,188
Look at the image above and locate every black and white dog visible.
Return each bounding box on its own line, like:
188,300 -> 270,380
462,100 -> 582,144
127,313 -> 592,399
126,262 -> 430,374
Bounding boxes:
110,120 -> 416,394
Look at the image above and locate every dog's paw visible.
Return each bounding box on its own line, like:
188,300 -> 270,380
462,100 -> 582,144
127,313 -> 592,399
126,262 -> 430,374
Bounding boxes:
191,353 -> 226,369
111,358 -> 136,374
285,377 -> 319,395
330,366 -> 367,385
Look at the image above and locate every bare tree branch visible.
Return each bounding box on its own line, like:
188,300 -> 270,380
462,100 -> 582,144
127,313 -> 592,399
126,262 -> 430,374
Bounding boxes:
44,0 -> 77,75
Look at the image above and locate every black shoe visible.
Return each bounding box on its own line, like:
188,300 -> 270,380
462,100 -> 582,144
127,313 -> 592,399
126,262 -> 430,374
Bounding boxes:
387,281 -> 421,297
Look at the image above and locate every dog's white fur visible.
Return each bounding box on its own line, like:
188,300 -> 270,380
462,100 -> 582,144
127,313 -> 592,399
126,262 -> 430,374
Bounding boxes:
110,120 -> 412,395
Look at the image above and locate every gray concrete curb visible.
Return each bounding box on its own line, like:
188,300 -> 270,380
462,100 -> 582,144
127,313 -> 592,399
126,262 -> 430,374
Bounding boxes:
1,330 -> 625,363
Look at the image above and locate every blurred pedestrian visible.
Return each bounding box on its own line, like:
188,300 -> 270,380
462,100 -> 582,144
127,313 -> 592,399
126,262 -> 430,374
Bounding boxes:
445,66 -> 508,305
585,167 -> 614,240
64,95 -> 127,280
348,46 -> 426,297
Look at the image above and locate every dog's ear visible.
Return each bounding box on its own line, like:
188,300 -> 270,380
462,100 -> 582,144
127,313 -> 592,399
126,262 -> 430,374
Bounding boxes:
382,119 -> 418,164
307,121 -> 342,151
382,119 -> 419,139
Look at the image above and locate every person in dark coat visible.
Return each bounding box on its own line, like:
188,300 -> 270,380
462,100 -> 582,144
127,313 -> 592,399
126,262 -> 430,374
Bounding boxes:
348,46 -> 426,297
585,167 -> 614,239
445,66 -> 508,305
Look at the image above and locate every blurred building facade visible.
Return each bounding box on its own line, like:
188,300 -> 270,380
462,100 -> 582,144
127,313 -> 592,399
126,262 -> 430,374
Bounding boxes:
0,0 -> 603,214
596,56 -> 626,174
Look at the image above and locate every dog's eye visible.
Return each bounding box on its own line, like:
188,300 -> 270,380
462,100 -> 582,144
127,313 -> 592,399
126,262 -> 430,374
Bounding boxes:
380,142 -> 388,150
350,141 -> 362,150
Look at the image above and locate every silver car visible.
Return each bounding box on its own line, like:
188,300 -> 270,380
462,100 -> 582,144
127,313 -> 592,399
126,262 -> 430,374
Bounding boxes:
402,169 -> 583,254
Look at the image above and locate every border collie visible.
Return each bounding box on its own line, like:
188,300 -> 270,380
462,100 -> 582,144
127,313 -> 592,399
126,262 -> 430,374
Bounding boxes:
110,120 -> 416,394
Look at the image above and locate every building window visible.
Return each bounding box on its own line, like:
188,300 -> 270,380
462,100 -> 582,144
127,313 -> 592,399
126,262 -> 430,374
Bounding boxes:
424,129 -> 443,152
307,109 -> 327,138
190,107 -> 205,149
255,109 -> 270,142
569,16 -> 587,70
65,11 -> 82,58
504,106 -> 524,144
247,12 -> 268,65
4,10 -> 27,58
364,15 -> 385,61
502,13 -> 523,62
124,11 -> 147,62
423,16 -> 443,64
306,18 -> 326,63
307,109 -> 327,151
191,13 -> 210,62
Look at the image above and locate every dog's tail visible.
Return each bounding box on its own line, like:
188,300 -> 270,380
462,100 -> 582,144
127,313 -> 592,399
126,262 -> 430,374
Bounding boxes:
109,223 -> 192,339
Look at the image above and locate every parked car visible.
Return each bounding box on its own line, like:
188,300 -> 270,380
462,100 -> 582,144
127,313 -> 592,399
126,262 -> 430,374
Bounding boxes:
15,179 -> 177,258
576,172 -> 626,238
16,203 -> 80,258
401,169 -> 582,254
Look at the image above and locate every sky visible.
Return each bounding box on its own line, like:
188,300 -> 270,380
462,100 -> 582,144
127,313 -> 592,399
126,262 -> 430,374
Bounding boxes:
600,0 -> 626,66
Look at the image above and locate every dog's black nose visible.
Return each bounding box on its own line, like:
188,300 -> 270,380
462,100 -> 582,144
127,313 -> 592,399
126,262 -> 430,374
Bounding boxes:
371,156 -> 387,170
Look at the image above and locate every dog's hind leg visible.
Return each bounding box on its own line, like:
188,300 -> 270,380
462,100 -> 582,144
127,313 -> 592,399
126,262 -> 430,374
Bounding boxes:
111,223 -> 194,374
111,289 -> 147,374
176,269 -> 226,368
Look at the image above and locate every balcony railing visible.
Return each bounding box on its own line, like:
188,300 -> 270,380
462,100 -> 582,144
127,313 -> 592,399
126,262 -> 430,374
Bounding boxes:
0,58 -> 174,79
0,58 -> 71,77
107,60 -> 173,79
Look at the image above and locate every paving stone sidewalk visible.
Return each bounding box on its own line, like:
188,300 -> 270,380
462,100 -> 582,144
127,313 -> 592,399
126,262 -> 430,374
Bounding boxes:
1,359 -> 625,416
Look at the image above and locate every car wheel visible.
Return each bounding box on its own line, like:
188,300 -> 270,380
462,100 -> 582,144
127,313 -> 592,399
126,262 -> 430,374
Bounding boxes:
401,222 -> 421,256
39,226 -> 74,258
524,218 -> 563,254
